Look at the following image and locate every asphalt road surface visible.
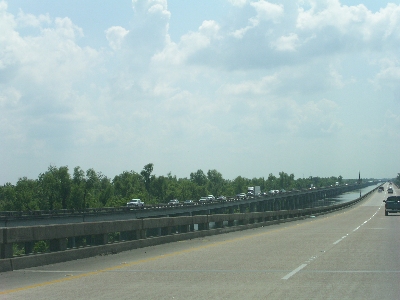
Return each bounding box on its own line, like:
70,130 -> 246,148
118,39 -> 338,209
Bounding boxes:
1,183 -> 399,300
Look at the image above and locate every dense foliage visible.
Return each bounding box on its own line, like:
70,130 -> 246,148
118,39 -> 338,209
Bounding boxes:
395,173 -> 400,187
0,163 -> 350,211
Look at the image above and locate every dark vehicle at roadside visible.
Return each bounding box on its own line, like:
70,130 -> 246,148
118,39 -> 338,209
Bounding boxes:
378,186 -> 384,192
383,196 -> 400,216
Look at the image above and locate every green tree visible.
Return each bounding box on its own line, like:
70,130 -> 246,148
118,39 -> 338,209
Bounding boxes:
38,165 -> 71,210
14,177 -> 40,211
141,163 -> 154,202
190,169 -> 208,186
151,175 -> 168,203
207,169 -> 225,196
0,183 -> 16,211
232,176 -> 249,194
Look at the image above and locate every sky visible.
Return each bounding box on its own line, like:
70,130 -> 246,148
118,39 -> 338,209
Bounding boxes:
1,0 -> 399,184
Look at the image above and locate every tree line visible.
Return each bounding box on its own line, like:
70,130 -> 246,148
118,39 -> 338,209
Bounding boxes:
0,163 -> 350,211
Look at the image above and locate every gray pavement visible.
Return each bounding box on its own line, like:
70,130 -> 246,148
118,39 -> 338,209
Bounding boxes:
1,183 -> 399,299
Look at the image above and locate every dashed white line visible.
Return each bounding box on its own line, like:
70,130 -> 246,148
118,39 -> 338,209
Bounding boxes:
282,264 -> 308,280
282,206 -> 383,280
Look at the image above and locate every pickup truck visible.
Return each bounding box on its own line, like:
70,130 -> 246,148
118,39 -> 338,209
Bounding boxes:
126,199 -> 144,208
383,196 -> 400,216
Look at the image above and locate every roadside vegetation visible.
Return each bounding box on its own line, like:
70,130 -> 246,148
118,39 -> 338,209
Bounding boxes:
0,163 -> 368,211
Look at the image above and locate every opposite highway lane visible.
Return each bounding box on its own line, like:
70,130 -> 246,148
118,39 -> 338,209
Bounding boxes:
1,183 -> 399,299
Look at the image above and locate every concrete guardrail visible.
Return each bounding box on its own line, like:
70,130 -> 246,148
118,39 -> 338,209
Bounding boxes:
0,186 -> 378,272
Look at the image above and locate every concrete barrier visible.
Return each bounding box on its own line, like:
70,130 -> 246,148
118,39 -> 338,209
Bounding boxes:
0,186 -> 378,272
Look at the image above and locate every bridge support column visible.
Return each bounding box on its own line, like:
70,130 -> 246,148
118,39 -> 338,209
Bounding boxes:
68,237 -> 76,248
85,235 -> 92,246
215,221 -> 223,228
120,231 -> 136,241
94,234 -> 108,245
24,241 -> 34,254
1,243 -> 13,259
50,238 -> 68,252
181,225 -> 189,233
198,222 -> 209,231
138,229 -> 146,239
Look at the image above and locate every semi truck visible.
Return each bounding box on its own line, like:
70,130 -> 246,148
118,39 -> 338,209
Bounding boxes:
247,186 -> 261,197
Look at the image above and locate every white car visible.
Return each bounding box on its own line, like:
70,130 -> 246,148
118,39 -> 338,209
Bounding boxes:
236,193 -> 246,199
199,197 -> 208,203
168,199 -> 180,205
126,199 -> 144,208
207,195 -> 215,201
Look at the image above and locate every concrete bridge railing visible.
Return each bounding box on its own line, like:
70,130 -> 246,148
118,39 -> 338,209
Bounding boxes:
0,186 -> 378,272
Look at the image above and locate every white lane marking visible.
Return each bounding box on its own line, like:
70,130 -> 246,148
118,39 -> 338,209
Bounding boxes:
334,206 -> 381,245
282,264 -> 307,280
284,206 -> 382,280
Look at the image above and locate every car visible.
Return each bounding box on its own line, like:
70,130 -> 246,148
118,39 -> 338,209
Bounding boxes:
126,199 -> 144,208
184,200 -> 194,204
199,197 -> 208,203
378,186 -> 384,192
168,199 -> 180,205
236,193 -> 246,199
207,195 -> 215,201
388,187 -> 394,194
217,196 -> 226,201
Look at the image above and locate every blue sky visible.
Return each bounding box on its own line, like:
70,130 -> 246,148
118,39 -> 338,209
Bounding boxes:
1,0 -> 399,184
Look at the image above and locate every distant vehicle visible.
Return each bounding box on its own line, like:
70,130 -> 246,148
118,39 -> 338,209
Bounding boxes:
383,196 -> 400,216
217,196 -> 226,201
168,199 -> 180,205
388,187 -> 394,194
126,199 -> 144,208
378,186 -> 384,192
184,200 -> 194,204
247,186 -> 261,197
207,195 -> 215,201
236,193 -> 246,199
199,197 -> 208,203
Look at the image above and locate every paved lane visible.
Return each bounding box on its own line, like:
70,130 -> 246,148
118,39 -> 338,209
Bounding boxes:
1,183 -> 399,299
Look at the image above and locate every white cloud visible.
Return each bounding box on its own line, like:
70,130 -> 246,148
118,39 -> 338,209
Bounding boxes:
250,0 -> 284,23
1,0 -> 400,183
271,33 -> 299,51
105,26 -> 129,50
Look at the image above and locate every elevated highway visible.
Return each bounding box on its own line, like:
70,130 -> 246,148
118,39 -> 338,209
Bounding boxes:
0,182 -> 375,227
1,183 -> 399,299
